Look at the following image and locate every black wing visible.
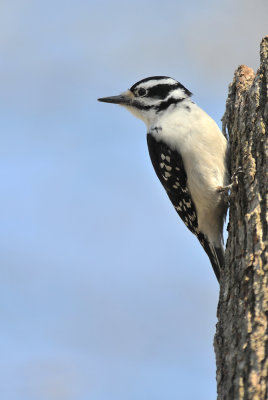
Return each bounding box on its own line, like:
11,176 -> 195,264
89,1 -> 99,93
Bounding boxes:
147,132 -> 222,281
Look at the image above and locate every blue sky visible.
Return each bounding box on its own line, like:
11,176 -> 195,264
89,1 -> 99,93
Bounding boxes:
0,1 -> 267,399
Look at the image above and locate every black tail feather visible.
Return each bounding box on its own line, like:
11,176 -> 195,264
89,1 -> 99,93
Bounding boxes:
198,233 -> 224,283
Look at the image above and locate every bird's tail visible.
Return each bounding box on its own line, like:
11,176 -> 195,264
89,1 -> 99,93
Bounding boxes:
198,233 -> 224,282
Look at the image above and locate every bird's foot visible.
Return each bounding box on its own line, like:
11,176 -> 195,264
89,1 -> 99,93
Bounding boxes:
217,167 -> 243,193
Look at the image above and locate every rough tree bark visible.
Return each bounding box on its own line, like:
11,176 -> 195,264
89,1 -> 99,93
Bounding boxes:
214,37 -> 268,399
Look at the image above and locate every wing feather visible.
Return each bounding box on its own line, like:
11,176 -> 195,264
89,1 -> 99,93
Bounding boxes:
147,132 -> 222,281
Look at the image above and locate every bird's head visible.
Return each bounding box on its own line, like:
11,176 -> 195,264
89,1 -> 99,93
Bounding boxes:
98,76 -> 192,126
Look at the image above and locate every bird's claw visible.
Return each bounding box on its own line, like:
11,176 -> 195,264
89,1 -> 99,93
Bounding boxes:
217,166 -> 243,193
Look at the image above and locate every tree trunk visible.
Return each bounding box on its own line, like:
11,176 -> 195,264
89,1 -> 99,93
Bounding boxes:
214,37 -> 268,399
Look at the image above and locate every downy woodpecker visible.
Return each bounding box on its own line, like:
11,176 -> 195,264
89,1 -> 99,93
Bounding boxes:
98,76 -> 229,282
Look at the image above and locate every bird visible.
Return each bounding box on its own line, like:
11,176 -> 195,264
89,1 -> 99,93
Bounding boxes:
98,76 -> 229,282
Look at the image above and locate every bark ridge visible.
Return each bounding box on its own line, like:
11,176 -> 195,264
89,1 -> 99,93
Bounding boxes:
215,36 -> 268,400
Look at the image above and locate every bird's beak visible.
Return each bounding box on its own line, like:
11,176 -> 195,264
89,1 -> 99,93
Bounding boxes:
98,91 -> 133,106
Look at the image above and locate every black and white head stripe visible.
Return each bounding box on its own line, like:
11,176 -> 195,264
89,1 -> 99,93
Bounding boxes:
130,76 -> 192,99
129,76 -> 192,113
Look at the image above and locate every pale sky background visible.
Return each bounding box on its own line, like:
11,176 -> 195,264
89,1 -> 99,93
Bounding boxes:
1,1 -> 267,399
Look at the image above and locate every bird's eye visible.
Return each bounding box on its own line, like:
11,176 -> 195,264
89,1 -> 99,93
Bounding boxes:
136,88 -> 147,97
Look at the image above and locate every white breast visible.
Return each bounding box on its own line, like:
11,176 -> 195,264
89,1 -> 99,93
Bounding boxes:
150,101 -> 229,245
